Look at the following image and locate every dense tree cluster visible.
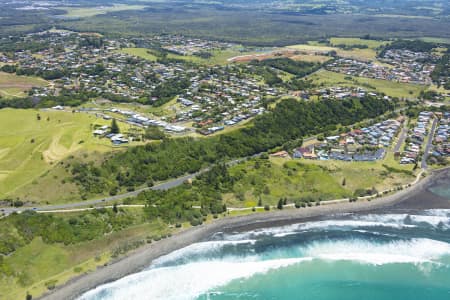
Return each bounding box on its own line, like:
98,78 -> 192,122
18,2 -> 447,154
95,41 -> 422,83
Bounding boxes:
379,40 -> 437,57
0,209 -> 135,257
138,165 -> 231,224
431,50 -> 450,89
151,77 -> 191,106
252,58 -> 322,77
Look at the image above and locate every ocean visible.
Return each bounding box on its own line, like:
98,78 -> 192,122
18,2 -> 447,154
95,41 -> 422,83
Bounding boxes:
79,185 -> 450,300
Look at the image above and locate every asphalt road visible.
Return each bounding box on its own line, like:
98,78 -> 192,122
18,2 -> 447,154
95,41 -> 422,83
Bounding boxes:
394,121 -> 408,153
0,172 -> 202,215
421,117 -> 438,170
0,154 -> 255,215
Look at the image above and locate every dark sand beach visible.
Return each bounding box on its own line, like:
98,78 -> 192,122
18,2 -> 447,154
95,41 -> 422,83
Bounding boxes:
40,167 -> 450,300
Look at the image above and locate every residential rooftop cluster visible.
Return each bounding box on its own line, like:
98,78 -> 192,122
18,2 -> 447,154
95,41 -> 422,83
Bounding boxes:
159,37 -> 235,56
400,111 -> 433,164
327,49 -> 436,85
2,31 -> 199,100
175,65 -> 279,133
271,118 -> 402,162
316,86 -> 386,100
431,112 -> 450,158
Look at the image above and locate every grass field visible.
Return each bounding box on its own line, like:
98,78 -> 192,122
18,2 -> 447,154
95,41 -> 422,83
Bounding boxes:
60,4 -> 148,18
329,37 -> 389,49
286,43 -> 382,62
0,72 -> 48,99
120,47 -> 255,66
307,69 -> 426,98
119,48 -> 158,61
0,109 -> 136,202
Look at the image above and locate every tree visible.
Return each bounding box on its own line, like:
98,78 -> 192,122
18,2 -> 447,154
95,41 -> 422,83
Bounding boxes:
277,198 -> 283,210
113,203 -> 118,214
342,178 -> 346,186
111,119 -> 120,134
144,126 -> 165,140
26,293 -> 32,300
36,113 -> 41,121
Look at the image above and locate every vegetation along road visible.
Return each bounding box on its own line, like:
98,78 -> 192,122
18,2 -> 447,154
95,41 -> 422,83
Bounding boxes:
0,172 -> 201,215
0,153 -> 262,215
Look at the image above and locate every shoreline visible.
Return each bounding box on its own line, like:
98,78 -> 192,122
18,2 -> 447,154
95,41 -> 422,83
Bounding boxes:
40,167 -> 449,300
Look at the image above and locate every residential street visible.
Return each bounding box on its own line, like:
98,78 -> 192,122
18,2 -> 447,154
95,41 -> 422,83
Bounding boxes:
421,117 -> 438,170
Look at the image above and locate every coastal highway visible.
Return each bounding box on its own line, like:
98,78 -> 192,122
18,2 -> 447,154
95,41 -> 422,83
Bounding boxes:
421,117 -> 438,170
0,172 -> 202,216
0,153 -> 259,215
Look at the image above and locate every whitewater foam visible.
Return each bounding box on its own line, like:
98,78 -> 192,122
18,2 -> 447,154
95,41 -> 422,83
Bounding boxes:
226,212 -> 449,241
151,240 -> 257,267
302,238 -> 450,265
78,258 -> 309,300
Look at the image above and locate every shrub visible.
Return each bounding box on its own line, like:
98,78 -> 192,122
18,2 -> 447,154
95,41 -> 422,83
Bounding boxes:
45,279 -> 57,290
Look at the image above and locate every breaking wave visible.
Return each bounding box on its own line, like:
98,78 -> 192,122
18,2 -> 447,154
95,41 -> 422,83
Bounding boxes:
78,210 -> 450,300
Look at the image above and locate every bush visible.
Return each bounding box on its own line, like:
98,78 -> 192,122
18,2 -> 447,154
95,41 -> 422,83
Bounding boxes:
45,279 -> 57,290
109,187 -> 118,196
190,219 -> 202,226
13,200 -> 24,207
277,199 -> 283,210
264,205 -> 270,211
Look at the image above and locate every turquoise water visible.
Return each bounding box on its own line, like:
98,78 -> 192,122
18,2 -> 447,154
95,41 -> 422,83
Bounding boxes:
79,210 -> 450,300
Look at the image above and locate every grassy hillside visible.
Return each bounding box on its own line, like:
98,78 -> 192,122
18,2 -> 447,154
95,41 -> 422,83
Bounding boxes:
224,154 -> 415,208
0,109 -> 131,201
